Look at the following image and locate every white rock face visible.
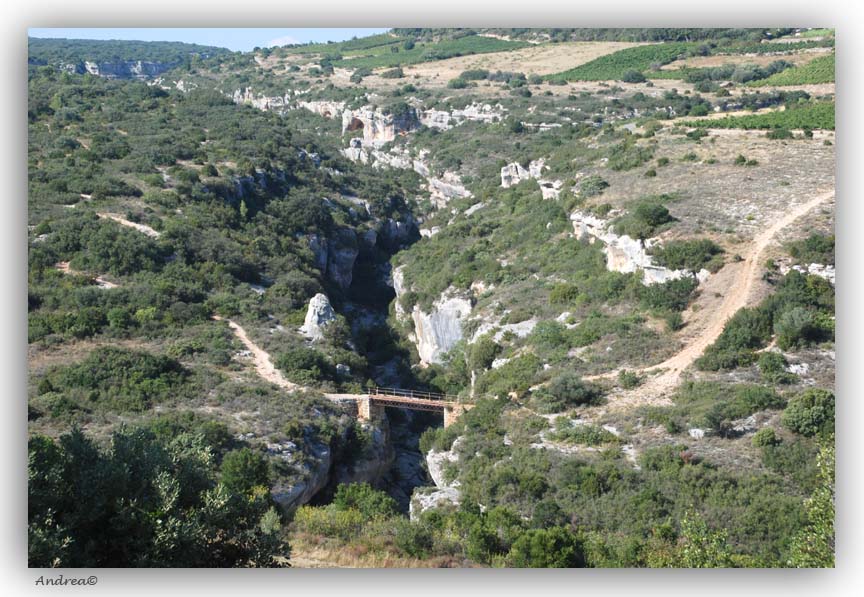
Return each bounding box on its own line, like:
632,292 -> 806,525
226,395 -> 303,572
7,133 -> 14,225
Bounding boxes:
500,158 -> 563,199
470,317 -> 538,344
779,262 -> 835,285
427,172 -> 473,208
270,441 -> 331,511
570,210 -> 711,286
299,293 -> 336,340
419,102 -> 505,130
342,106 -> 420,147
412,289 -> 473,364
410,487 -> 461,520
297,100 -> 345,118
410,436 -> 466,519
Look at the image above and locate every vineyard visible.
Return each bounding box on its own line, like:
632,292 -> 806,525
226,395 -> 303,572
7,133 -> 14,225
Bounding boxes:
544,42 -> 691,82
332,36 -> 529,70
749,53 -> 835,86
684,101 -> 835,130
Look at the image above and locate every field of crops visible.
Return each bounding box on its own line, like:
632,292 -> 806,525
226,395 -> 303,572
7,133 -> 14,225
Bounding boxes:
544,42 -> 691,81
749,53 -> 835,86
714,39 -> 833,55
284,33 -> 405,55
333,36 -> 529,70
684,101 -> 835,130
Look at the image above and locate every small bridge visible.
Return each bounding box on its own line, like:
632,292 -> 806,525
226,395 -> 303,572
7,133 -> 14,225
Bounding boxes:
324,387 -> 473,428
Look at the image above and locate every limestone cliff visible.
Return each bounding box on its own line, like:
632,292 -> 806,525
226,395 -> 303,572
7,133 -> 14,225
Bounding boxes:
570,210 -> 711,285
411,289 -> 473,365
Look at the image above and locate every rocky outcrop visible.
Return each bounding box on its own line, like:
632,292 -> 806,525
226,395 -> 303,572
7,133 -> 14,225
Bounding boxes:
779,262 -> 835,285
470,317 -> 538,344
304,229 -> 359,290
419,102 -> 505,130
299,293 -> 337,340
333,422 -> 394,486
342,106 -> 421,147
270,440 -> 332,511
409,437 -> 463,520
63,60 -> 178,79
428,173 -> 473,208
298,100 -> 346,119
231,87 -> 292,112
570,210 -> 711,286
411,289 -> 473,364
327,229 -> 359,289
501,158 -> 563,199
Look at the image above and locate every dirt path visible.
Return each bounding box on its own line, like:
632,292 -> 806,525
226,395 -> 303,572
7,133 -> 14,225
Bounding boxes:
603,189 -> 835,410
54,261 -> 118,289
97,213 -> 161,238
212,316 -> 299,391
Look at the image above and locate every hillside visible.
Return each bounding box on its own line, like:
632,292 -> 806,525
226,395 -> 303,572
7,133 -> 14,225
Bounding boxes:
27,28 -> 835,569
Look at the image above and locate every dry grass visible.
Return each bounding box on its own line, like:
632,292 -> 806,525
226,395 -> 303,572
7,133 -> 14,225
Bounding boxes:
288,534 -> 467,568
660,47 -> 831,71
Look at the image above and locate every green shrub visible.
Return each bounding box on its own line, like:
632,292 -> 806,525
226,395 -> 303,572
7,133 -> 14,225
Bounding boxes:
649,239 -> 724,274
757,352 -> 797,384
613,197 -> 675,240
782,389 -> 834,437
532,373 -> 603,413
508,527 -> 586,567
380,67 -> 405,79
622,69 -> 647,83
752,427 -> 781,447
447,78 -> 469,89
332,482 -> 399,520
618,370 -> 643,389
578,175 -> 609,197
220,448 -> 270,494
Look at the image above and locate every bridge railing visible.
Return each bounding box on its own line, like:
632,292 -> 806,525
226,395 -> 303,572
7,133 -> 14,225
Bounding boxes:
367,386 -> 462,402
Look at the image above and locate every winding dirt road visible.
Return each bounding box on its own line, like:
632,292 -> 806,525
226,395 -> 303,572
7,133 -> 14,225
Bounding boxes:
607,189 -> 835,409
212,316 -> 298,391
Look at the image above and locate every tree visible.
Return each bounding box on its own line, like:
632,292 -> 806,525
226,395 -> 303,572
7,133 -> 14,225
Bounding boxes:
508,527 -> 586,568
670,511 -> 733,568
28,429 -> 286,567
220,448 -> 270,494
788,439 -> 835,567
782,388 -> 835,437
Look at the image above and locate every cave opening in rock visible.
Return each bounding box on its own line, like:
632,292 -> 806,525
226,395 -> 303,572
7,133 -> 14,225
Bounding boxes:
346,117 -> 365,132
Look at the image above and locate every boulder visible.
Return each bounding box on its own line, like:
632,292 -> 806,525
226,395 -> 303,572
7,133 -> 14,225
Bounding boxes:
299,293 -> 336,340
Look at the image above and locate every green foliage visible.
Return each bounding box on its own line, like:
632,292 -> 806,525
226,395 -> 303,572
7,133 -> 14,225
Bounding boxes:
698,270 -> 834,370
532,373 -> 603,414
669,511 -> 734,568
220,448 -> 270,494
752,427 -> 781,448
786,233 -> 834,265
649,239 -> 724,273
507,527 -> 586,567
613,196 -> 675,240
546,43 -> 691,82
788,439 -> 835,567
621,69 -> 647,83
38,347 -> 191,413
758,352 -> 797,385
606,139 -> 656,171
331,482 -> 399,520
329,35 -> 528,70
380,67 -> 405,79
685,101 -> 835,131
549,420 -> 620,446
750,53 -> 835,86
28,428 -> 286,567
275,347 -> 334,385
447,78 -> 469,89
578,175 -> 610,197
639,277 -> 698,312
782,389 -> 835,438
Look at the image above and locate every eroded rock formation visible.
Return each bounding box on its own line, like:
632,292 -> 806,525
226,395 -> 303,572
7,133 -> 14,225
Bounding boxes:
299,293 -> 337,340
570,210 -> 711,286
